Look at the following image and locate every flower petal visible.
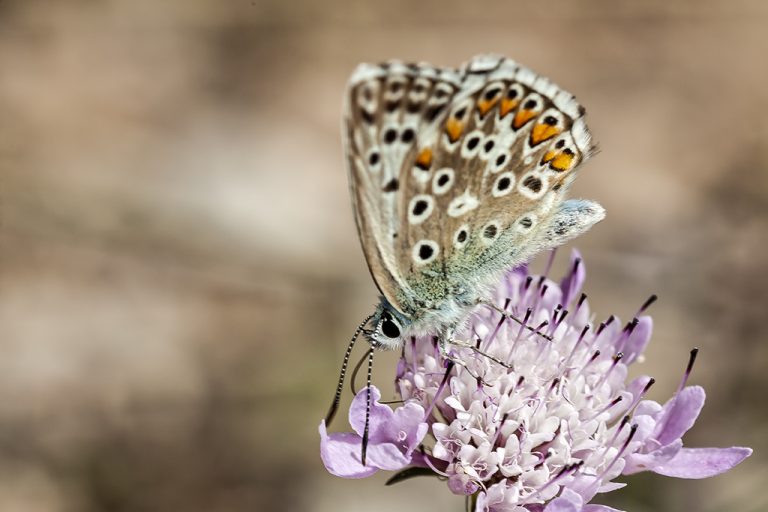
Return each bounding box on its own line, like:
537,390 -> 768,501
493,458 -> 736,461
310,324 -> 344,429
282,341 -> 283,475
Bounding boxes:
622,316 -> 652,364
348,386 -> 394,439
544,488 -> 583,512
623,439 -> 682,475
318,421 -> 377,478
583,505 -> 625,512
650,447 -> 752,479
652,386 -> 705,447
364,442 -> 412,471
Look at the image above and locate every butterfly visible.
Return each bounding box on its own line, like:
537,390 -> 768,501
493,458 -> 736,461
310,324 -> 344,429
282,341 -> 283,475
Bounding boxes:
325,54 -> 605,462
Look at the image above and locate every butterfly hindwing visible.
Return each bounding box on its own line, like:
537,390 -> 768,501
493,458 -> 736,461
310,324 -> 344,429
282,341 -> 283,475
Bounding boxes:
344,55 -> 597,317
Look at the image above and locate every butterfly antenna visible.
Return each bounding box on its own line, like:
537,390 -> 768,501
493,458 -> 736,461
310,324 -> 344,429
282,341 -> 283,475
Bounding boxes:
325,314 -> 374,426
361,347 -> 375,466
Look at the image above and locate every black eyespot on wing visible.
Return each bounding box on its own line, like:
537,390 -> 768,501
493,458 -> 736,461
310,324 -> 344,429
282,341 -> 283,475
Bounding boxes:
523,176 -> 542,193
555,140 -> 565,149
483,140 -> 495,152
467,136 -> 480,150
385,101 -> 400,113
437,174 -> 449,186
368,152 -> 380,166
544,115 -> 558,126
384,178 -> 399,192
457,230 -> 467,243
418,244 -> 434,260
524,99 -> 537,109
506,88 -> 518,99
401,128 -> 415,143
495,154 -> 507,166
497,177 -> 511,191
425,104 -> 445,122
519,217 -> 533,228
454,107 -> 467,119
360,109 -> 375,124
406,102 -> 421,113
384,128 -> 398,144
412,200 -> 428,215
483,224 -> 498,239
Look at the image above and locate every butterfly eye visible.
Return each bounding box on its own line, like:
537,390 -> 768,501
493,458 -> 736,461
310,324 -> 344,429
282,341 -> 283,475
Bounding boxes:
379,311 -> 401,339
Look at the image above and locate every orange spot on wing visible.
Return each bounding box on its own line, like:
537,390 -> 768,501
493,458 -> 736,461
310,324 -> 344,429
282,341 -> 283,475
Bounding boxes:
445,119 -> 464,142
477,97 -> 499,117
512,109 -> 537,130
550,151 -> 575,172
542,150 -> 556,164
499,98 -> 519,118
415,148 -> 432,169
530,124 -> 561,146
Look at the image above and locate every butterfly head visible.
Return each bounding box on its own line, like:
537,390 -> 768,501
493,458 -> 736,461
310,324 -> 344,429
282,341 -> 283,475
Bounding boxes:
366,301 -> 411,350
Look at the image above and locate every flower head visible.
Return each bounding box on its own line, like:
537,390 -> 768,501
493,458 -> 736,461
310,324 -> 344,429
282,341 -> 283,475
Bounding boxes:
320,250 -> 751,510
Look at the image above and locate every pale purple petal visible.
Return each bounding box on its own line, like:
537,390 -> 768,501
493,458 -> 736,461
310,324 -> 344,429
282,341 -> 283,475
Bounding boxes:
448,472 -> 479,495
622,316 -> 652,364
652,386 -> 705,446
382,401 -> 429,453
583,505 -> 625,512
363,442 -> 412,471
651,447 -> 752,479
544,489 -> 583,512
623,439 -> 682,474
318,421 -> 377,478
348,386 -> 393,438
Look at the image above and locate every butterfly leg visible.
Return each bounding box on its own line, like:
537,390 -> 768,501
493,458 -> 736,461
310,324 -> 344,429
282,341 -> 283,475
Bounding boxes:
450,338 -> 514,370
437,330 -> 494,384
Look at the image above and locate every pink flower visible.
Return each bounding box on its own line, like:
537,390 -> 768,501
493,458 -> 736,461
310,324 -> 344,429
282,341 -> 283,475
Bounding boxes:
320,250 -> 751,510
319,386 -> 428,478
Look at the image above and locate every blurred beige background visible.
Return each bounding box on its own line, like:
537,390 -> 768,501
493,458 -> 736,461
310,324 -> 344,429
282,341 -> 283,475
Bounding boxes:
0,1 -> 766,511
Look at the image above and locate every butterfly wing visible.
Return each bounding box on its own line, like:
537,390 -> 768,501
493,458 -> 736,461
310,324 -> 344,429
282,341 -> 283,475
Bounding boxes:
344,60 -> 463,315
344,55 -> 603,318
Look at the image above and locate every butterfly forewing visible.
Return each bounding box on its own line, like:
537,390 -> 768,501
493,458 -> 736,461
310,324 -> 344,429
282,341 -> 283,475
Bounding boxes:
344,55 -> 594,318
